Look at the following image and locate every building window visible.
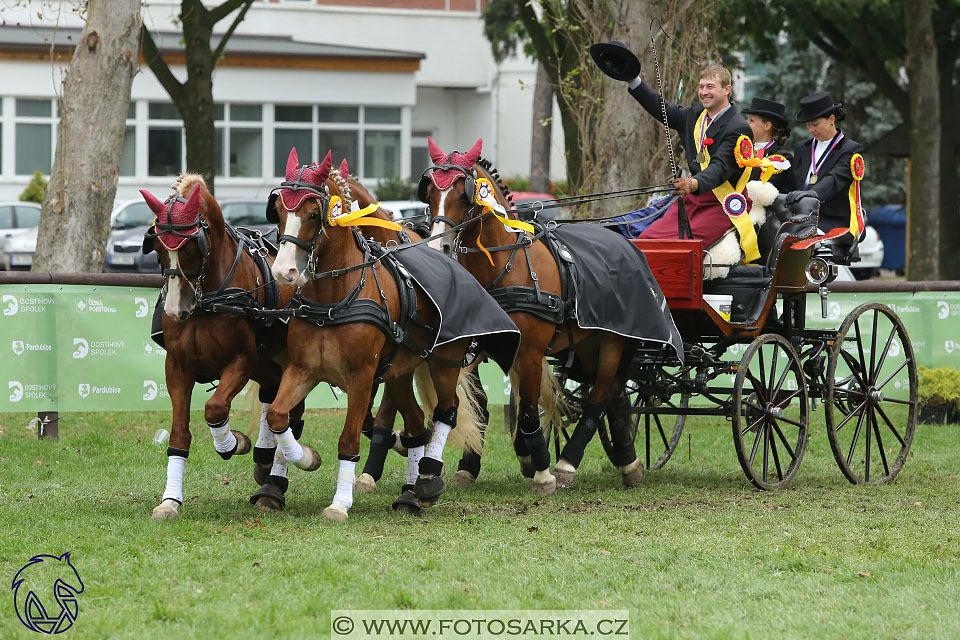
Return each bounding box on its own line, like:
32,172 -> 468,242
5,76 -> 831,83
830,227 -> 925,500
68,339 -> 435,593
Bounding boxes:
225,104 -> 262,178
364,130 -> 400,178
147,101 -> 183,177
15,99 -> 55,175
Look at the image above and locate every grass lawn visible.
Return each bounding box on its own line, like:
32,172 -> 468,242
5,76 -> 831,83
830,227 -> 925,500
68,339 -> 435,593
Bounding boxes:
0,406 -> 958,639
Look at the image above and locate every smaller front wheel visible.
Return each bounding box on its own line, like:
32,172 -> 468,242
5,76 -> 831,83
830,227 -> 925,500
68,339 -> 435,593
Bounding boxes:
733,334 -> 809,490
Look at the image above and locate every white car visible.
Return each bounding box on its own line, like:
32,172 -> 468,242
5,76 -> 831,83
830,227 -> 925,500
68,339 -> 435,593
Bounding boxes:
379,200 -> 429,226
0,226 -> 38,270
850,225 -> 884,280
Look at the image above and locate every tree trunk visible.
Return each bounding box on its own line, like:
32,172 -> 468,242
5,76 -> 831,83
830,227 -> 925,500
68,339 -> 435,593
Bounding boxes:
529,63 -> 553,194
904,0 -> 941,280
179,0 -> 217,191
936,39 -> 960,279
33,0 -> 141,273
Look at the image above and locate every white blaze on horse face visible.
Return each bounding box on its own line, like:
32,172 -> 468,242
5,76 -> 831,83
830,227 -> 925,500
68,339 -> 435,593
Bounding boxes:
272,214 -> 304,285
163,250 -> 185,318
427,189 -> 450,251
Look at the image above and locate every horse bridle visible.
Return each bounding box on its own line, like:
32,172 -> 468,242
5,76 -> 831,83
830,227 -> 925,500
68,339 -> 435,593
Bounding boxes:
419,161 -> 478,249
143,195 -> 212,299
270,165 -> 334,278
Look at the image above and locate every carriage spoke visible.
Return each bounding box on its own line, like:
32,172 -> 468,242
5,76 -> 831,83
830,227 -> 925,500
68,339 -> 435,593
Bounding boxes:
770,420 -> 797,460
846,405 -> 868,466
749,417 -> 764,465
653,414 -> 670,449
875,403 -> 906,446
840,348 -> 869,388
835,400 -> 867,432
773,389 -> 801,410
762,424 -> 770,482
644,414 -> 652,468
873,324 -> 898,379
742,412 -> 766,437
854,319 -> 869,385
882,397 -> 914,406
869,309 -> 879,385
745,371 -> 767,403
743,399 -> 765,414
774,414 -> 805,429
767,345 -> 779,398
875,358 -> 910,391
772,363 -> 792,398
864,406 -> 873,482
758,346 -> 767,396
871,410 -> 890,477
769,423 -> 784,481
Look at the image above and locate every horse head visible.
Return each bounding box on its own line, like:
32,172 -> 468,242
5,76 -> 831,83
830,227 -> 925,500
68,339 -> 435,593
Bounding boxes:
269,147 -> 336,286
419,137 -> 483,255
141,177 -> 223,319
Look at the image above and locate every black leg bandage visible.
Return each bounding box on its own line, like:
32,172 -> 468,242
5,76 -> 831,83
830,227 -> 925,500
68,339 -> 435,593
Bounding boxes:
253,446 -> 276,465
361,414 -> 375,440
399,429 -> 432,449
432,405 -> 458,428
206,416 -> 228,429
167,447 -> 189,459
258,385 -> 278,404
518,404 -> 550,471
290,418 -> 304,441
457,406 -> 488,477
418,456 -> 444,476
360,427 -> 395,481
560,402 -> 605,468
606,393 -> 638,467
338,454 -> 361,463
267,474 -> 289,494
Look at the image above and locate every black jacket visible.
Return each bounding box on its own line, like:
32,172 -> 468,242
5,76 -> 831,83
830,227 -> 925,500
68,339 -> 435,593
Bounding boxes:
791,134 -> 863,231
628,81 -> 752,196
751,140 -> 794,193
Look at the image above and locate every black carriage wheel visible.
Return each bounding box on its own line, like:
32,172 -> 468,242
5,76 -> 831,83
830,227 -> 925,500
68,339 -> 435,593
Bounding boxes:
733,334 -> 809,490
598,381 -> 688,471
825,303 -> 917,484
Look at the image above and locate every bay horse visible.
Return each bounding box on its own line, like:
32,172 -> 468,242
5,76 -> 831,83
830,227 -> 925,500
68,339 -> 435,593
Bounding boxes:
141,175 -> 308,519
265,148 -> 508,521
423,138 -> 659,490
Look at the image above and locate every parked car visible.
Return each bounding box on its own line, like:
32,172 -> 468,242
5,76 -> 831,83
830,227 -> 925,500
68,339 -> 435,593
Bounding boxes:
0,202 -> 41,242
380,200 -> 429,226
0,226 -> 37,270
220,199 -> 277,239
850,225 -> 885,280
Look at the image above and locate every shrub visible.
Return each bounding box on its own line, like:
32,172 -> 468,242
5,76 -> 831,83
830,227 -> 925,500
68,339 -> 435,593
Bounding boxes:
20,171 -> 48,204
375,176 -> 418,201
503,175 -> 530,192
917,366 -> 960,412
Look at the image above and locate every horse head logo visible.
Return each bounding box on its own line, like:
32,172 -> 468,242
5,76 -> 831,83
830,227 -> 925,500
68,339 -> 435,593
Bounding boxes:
72,339 -> 88,360
12,340 -> 25,356
946,340 -> 956,355
9,381 -> 23,402
12,552 -> 84,634
135,297 -> 149,318
143,380 -> 158,401
938,301 -> 950,320
3,295 -> 18,316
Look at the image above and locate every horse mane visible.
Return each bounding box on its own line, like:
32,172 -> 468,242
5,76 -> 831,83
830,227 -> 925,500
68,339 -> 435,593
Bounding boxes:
170,172 -> 224,231
328,168 -> 353,211
477,157 -> 514,205
171,173 -> 206,197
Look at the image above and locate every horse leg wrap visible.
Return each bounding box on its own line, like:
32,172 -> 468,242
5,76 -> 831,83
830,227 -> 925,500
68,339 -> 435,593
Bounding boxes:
259,385 -> 278,404
208,417 -> 239,459
399,429 -> 432,449
162,454 -> 187,505
290,418 -> 304,441
360,427 -> 395,482
361,414 -> 375,440
424,420 -> 452,462
414,455 -> 446,501
560,402 -> 605,469
267,473 -> 289,494
254,403 -> 277,466
606,396 -> 638,467
270,449 -> 289,480
518,405 -> 550,472
432,405 -> 458,429
406,445 -> 425,486
332,459 -> 357,510
274,427 -> 303,464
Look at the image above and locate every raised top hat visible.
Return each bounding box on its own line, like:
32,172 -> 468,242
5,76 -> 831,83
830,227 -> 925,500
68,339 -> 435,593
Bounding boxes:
742,96 -> 788,128
795,91 -> 842,122
589,41 -> 641,82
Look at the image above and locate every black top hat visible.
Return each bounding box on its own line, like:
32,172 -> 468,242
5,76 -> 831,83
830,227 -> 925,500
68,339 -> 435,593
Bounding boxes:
589,41 -> 641,82
742,97 -> 788,129
795,91 -> 843,122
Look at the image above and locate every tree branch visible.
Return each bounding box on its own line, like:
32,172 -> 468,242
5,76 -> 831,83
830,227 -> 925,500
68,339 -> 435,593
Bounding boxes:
140,26 -> 183,102
209,0 -> 253,25
213,0 -> 254,61
513,1 -> 558,86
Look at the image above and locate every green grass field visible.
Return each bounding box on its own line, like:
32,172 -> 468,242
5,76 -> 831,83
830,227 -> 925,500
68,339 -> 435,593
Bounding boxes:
1,407 -> 958,639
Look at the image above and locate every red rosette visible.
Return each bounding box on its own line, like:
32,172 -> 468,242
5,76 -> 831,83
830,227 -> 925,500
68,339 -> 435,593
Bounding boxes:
851,153 -> 865,181
703,137 -> 714,146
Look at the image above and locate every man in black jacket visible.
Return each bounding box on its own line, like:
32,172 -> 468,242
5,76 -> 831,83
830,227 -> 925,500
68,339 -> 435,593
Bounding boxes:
595,45 -> 753,249
790,91 -> 864,243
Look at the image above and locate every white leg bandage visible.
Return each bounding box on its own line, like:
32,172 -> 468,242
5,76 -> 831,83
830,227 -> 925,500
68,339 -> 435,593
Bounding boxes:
332,459 -> 357,509
209,421 -> 237,454
270,449 -> 289,478
424,422 -> 452,461
406,446 -> 424,486
275,427 -> 303,463
162,455 -> 187,503
255,404 -> 274,448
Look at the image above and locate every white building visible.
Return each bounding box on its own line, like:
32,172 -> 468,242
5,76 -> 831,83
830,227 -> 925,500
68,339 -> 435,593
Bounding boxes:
0,0 -> 565,203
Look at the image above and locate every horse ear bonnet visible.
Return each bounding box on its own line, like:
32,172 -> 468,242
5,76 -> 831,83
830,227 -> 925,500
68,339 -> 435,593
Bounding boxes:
142,235 -> 154,255
417,174 -> 431,204
266,193 -> 279,224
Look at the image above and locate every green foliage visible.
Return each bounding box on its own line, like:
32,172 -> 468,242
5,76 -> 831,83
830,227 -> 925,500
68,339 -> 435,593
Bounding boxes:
482,0 -> 532,63
503,175 -> 530,192
374,176 -> 418,201
918,365 -> 960,410
19,171 -> 48,204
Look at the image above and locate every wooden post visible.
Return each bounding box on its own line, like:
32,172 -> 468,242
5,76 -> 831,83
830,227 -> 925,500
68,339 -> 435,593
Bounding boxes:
37,412 -> 59,441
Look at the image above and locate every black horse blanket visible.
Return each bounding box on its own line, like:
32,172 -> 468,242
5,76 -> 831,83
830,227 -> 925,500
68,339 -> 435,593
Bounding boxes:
394,244 -> 520,373
550,224 -> 683,361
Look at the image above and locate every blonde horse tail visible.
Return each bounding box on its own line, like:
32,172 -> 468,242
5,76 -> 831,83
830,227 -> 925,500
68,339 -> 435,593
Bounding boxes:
413,364 -> 483,454
539,358 -> 572,437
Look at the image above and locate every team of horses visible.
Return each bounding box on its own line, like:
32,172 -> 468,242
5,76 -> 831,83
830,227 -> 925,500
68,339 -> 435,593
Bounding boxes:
144,142 -> 661,522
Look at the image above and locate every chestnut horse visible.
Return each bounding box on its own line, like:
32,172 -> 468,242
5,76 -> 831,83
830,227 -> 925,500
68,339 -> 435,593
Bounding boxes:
264,148 -> 499,521
423,138 -> 651,490
141,176 -> 307,519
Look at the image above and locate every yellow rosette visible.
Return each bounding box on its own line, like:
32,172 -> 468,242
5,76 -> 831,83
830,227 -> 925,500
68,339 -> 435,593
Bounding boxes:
327,196 -> 401,231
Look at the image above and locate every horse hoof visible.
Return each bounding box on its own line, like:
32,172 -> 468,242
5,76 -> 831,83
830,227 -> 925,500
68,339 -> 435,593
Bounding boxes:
414,474 -> 446,502
449,470 -> 477,487
518,455 -> 535,479
392,490 -> 422,515
552,467 -> 576,488
232,430 -> 251,456
391,429 -> 408,457
253,463 -> 271,486
620,459 -> 645,487
532,476 -> 557,496
293,445 -> 322,471
323,502 -> 349,522
250,483 -> 285,512
151,499 -> 180,521
354,473 -> 377,493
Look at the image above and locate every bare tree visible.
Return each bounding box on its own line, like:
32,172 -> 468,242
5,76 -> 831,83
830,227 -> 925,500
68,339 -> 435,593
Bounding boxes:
529,62 -> 553,193
141,0 -> 254,194
33,0 -> 141,273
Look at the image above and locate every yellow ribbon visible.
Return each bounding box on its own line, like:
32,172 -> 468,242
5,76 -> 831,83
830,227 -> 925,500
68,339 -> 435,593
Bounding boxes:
847,153 -> 865,237
327,197 -> 402,231
472,178 -> 535,265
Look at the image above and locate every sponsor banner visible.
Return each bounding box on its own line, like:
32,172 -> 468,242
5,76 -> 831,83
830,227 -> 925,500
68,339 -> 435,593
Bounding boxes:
0,284 -> 509,412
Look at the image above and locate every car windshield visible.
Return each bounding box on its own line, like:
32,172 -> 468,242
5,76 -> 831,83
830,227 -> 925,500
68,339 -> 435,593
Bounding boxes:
221,202 -> 269,227
113,202 -> 155,229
